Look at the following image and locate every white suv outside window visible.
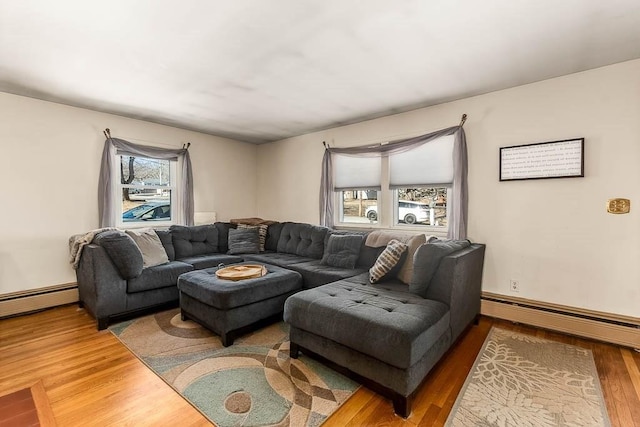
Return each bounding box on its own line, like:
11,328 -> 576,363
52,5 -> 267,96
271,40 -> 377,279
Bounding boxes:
365,200 -> 431,224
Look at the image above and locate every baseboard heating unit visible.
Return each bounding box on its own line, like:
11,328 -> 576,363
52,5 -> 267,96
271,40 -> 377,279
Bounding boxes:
0,283 -> 78,319
481,292 -> 640,349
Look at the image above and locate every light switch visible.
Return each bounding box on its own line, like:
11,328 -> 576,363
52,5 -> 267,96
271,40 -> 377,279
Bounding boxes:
607,198 -> 630,214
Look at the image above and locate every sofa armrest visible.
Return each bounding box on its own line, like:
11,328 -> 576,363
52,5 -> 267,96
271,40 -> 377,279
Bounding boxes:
425,244 -> 486,341
76,244 -> 127,323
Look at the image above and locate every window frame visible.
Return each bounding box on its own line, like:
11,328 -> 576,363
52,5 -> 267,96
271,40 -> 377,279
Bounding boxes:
113,154 -> 181,229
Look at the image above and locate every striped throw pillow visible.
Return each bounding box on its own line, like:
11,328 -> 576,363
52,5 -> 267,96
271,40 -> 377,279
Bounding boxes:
237,224 -> 268,252
369,239 -> 408,283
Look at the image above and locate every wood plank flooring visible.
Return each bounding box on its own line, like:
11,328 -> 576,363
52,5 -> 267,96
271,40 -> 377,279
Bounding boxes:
1,305 -> 638,426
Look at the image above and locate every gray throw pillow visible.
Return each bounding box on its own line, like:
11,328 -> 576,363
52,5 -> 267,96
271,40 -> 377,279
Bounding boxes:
237,224 -> 268,252
94,230 -> 143,279
409,239 -> 471,297
321,234 -> 364,269
228,228 -> 260,255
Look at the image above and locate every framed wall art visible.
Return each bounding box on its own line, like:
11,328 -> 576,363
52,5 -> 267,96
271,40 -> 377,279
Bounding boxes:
499,138 -> 584,181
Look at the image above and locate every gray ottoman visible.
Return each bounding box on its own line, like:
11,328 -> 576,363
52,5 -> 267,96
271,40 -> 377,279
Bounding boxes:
178,262 -> 302,346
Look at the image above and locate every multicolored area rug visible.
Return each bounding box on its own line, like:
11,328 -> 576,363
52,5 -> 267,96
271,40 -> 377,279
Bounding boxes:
445,327 -> 611,427
110,309 -> 358,427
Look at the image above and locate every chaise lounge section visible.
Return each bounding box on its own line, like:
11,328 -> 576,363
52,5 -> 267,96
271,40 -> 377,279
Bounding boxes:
284,241 -> 486,417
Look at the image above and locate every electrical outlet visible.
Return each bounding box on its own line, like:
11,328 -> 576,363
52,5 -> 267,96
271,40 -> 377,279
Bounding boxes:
510,280 -> 520,292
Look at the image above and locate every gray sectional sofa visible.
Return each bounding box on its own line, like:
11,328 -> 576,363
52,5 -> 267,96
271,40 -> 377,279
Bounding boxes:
76,223 -> 243,329
75,220 -> 485,417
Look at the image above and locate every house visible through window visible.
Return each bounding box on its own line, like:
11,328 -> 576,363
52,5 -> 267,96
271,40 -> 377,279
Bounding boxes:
118,155 -> 176,225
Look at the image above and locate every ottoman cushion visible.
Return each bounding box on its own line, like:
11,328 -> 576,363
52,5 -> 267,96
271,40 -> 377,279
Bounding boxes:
178,263 -> 302,310
284,280 -> 450,369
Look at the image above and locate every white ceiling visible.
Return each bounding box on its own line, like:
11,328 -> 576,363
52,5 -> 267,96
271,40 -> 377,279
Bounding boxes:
2,0 -> 640,144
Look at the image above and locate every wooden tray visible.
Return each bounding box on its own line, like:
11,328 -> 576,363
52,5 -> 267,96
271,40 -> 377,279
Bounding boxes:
215,264 -> 267,281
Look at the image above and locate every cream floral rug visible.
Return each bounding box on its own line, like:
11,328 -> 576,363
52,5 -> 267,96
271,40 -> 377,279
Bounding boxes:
110,309 -> 358,427
446,327 -> 610,427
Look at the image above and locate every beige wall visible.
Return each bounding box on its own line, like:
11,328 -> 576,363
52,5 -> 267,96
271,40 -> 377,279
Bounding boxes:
256,59 -> 640,318
0,92 -> 257,295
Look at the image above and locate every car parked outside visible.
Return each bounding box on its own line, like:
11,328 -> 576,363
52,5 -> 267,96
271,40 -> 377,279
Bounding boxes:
365,200 -> 431,224
122,201 -> 171,222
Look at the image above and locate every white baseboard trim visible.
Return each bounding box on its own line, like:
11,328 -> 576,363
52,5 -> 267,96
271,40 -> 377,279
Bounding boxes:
0,283 -> 78,318
481,292 -> 640,349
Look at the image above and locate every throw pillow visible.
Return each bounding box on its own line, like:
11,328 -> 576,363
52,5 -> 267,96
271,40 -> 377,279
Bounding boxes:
237,223 -> 268,252
228,227 -> 260,255
125,228 -> 169,268
396,234 -> 427,285
94,230 -> 143,279
369,239 -> 408,283
409,239 -> 471,297
321,234 -> 364,269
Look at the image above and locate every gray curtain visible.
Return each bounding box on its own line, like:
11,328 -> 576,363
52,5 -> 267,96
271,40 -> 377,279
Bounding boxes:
320,126 -> 468,239
98,137 -> 194,227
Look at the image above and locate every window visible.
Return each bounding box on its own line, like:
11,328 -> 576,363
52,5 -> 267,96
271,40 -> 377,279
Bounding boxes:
339,186 -> 449,228
394,187 -> 449,227
339,190 -> 379,224
117,155 -> 177,227
335,135 -> 453,231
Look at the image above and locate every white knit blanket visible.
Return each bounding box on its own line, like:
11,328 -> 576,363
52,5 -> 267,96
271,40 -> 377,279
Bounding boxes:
68,227 -> 116,269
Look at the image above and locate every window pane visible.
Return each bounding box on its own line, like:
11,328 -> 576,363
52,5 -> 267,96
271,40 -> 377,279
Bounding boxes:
340,190 -> 378,224
396,187 -> 447,227
120,156 -> 171,187
122,190 -> 171,223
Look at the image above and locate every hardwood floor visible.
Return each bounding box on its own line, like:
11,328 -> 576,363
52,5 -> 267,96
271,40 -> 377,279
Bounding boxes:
1,305 -> 638,426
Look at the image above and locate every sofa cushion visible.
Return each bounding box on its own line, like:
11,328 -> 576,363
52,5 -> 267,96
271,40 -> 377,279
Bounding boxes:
365,230 -> 423,248
154,229 -> 175,261
242,252 -> 316,267
277,222 -> 328,259
321,234 -> 364,269
265,222 -> 284,252
396,234 -> 428,285
228,228 -> 260,255
178,263 -> 302,310
94,230 -> 143,279
357,245 -> 385,269
170,225 -> 219,258
236,224 -> 268,252
214,222 -> 235,254
127,261 -> 193,293
369,240 -> 408,283
284,281 -> 451,369
125,228 -> 169,268
409,240 -> 471,297
287,260 -> 367,289
177,254 -> 244,270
